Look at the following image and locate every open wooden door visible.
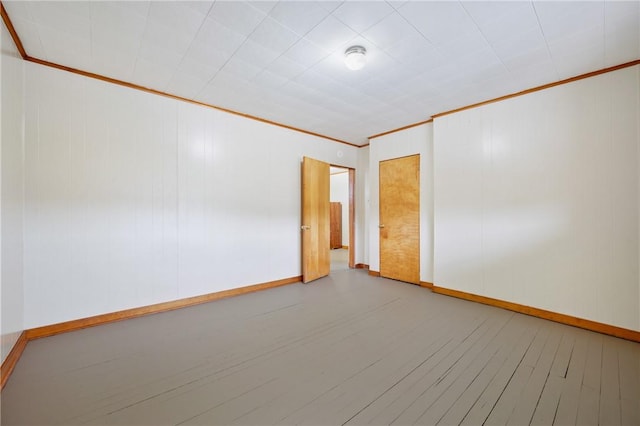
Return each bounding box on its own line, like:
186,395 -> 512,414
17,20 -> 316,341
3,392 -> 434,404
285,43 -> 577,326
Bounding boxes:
379,154 -> 420,284
302,156 -> 330,283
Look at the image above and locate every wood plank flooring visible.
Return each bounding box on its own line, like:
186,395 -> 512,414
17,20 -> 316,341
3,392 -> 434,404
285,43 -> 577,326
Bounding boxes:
2,270 -> 639,425
330,248 -> 349,271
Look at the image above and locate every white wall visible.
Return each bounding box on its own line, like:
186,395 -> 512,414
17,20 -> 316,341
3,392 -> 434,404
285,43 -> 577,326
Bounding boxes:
368,123 -> 434,283
434,65 -> 640,331
330,171 -> 349,245
1,19 -> 25,363
356,147 -> 370,266
23,62 -> 360,329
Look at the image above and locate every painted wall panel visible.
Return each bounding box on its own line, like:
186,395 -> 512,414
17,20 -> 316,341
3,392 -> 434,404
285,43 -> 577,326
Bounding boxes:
356,147 -> 369,266
368,123 -> 434,283
23,62 -> 359,329
1,19 -> 25,363
434,65 -> 640,331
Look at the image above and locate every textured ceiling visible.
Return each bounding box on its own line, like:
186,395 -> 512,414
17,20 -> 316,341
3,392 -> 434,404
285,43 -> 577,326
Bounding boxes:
3,1 -> 640,146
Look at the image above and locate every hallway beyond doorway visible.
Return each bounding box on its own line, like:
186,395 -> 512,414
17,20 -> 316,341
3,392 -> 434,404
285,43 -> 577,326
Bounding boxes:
330,248 -> 349,271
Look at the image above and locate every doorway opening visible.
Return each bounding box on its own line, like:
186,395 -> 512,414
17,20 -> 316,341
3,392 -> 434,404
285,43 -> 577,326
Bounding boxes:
330,166 -> 354,271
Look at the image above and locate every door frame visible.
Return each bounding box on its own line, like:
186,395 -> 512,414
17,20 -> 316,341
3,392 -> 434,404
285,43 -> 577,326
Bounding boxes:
330,164 -> 356,269
378,154 -> 420,284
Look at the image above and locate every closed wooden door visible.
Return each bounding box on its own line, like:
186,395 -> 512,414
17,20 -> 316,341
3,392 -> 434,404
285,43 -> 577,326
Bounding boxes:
301,157 -> 330,283
379,154 -> 420,284
330,202 -> 342,249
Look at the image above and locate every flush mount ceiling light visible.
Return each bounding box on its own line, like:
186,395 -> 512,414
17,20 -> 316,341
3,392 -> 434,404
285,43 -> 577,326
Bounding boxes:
344,45 -> 367,71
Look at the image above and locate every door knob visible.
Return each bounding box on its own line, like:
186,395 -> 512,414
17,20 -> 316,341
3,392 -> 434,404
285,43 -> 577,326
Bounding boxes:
301,225 -> 311,230
379,224 -> 385,228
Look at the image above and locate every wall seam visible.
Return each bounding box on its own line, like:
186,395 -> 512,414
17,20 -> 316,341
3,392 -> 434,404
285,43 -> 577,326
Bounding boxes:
20,43 -> 25,333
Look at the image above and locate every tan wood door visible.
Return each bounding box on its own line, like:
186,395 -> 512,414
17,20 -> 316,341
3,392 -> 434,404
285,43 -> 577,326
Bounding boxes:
302,156 -> 330,283
379,154 -> 420,284
330,202 -> 342,249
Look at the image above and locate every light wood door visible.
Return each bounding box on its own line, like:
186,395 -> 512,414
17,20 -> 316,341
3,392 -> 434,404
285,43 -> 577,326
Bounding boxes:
379,154 -> 420,284
330,202 -> 342,249
302,156 -> 330,283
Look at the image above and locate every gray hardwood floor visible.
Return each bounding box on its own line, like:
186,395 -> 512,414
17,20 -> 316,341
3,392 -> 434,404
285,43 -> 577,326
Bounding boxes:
2,270 -> 639,425
331,249 -> 349,271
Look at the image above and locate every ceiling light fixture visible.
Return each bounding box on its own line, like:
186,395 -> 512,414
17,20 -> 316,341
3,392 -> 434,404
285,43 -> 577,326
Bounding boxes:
344,45 -> 367,71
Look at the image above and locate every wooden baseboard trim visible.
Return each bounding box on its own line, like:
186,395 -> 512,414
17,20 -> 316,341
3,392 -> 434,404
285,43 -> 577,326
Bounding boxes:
431,285 -> 640,343
419,281 -> 434,289
26,276 -> 302,340
1,331 -> 28,390
1,276 -> 301,391
355,263 -> 369,270
368,270 -> 381,277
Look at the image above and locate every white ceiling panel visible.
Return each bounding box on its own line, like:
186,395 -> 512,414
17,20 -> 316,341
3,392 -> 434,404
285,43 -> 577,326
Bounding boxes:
233,39 -> 280,69
316,1 -> 344,14
474,4 -> 539,46
221,55 -> 263,81
385,34 -> 441,69
268,1 -> 328,37
283,38 -> 329,68
548,25 -> 605,60
438,30 -> 492,62
250,1 -> 278,15
248,16 -> 299,53
490,26 -> 548,61
91,24 -> 138,57
142,19 -> 194,55
176,56 -> 218,83
359,77 -> 403,99
512,60 -> 559,90
148,2 -> 206,35
183,1 -> 215,16
137,39 -> 184,70
502,46 -> 552,73
251,69 -> 288,90
184,41 -> 231,73
355,47 -> 399,77
132,58 -> 175,90
110,1 -> 150,19
38,24 -> 90,59
294,69 -> 342,94
264,55 -> 306,80
534,1 -> 605,43
195,18 -> 246,56
207,1 -> 267,37
555,49 -> 607,80
90,3 -> 145,42
26,1 -> 90,35
461,1 -> 533,29
399,1 -> 478,45
605,30 -> 639,65
90,45 -> 137,82
605,0 -> 639,26
304,15 -> 358,53
332,1 -> 395,33
2,0 -> 639,146
165,72 -> 209,100
362,12 -> 422,51
9,16 -> 46,59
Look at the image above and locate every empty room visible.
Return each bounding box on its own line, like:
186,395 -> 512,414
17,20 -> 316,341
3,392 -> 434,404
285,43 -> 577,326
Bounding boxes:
1,1 -> 639,425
